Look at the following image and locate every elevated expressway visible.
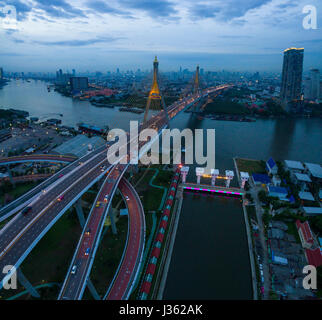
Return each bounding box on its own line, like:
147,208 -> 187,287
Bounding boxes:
0,150 -> 103,223
58,174 -> 145,300
0,84 -> 232,294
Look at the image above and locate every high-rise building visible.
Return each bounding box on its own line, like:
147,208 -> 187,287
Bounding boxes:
70,77 -> 89,92
309,69 -> 320,101
280,47 -> 304,109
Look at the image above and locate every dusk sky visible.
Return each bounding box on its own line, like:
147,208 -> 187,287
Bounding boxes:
1,0 -> 321,72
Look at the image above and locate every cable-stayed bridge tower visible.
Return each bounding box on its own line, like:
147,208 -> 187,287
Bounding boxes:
193,65 -> 200,94
143,56 -> 168,124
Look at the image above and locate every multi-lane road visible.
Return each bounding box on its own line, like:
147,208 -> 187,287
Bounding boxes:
0,146 -> 113,287
0,84 -> 232,294
104,177 -> 145,300
58,164 -> 127,300
0,149 -> 104,223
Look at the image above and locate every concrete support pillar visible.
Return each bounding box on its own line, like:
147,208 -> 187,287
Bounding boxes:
211,169 -> 219,186
240,172 -> 250,189
75,199 -> 85,228
87,279 -> 100,300
225,170 -> 234,188
6,165 -> 15,186
18,268 -> 40,298
109,208 -> 117,235
196,167 -> 204,185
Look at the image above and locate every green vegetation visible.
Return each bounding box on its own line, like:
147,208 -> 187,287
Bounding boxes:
224,87 -> 257,98
87,215 -> 129,298
246,205 -> 257,223
0,209 -> 82,300
265,100 -> 287,116
204,99 -> 250,115
236,158 -> 266,175
0,181 -> 38,205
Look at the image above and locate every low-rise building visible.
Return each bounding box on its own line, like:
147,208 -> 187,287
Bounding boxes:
284,160 -> 305,173
272,175 -> 282,187
252,173 -> 271,186
304,162 -> 322,183
302,207 -> 322,216
298,191 -> 315,202
304,248 -> 322,267
296,220 -> 314,249
268,185 -> 289,201
293,172 -> 311,191
0,128 -> 12,143
266,157 -> 278,175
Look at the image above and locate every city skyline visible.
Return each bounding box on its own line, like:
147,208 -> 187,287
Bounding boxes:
0,0 -> 321,72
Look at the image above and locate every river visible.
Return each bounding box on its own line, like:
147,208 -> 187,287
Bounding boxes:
1,79 -> 321,299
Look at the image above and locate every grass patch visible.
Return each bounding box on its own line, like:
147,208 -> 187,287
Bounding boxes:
236,158 -> 266,175
0,182 -> 38,204
86,215 -> 129,298
0,209 -> 82,300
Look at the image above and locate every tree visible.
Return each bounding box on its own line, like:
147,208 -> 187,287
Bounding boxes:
258,190 -> 268,203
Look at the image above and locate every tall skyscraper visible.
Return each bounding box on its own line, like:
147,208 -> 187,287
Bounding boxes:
309,69 -> 320,101
70,77 -> 89,92
280,47 -> 304,109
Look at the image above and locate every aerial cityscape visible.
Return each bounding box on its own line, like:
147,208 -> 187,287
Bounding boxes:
0,0 -> 321,308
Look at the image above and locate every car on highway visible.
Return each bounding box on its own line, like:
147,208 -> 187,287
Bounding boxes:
85,228 -> 91,236
57,195 -> 64,202
59,173 -> 64,178
125,195 -> 130,201
85,248 -> 90,256
104,195 -> 108,202
71,265 -> 77,274
22,206 -> 32,215
96,201 -> 101,207
101,165 -> 106,172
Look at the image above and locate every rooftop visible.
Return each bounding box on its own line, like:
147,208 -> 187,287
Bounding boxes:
267,157 -> 276,169
296,220 -> 314,244
302,207 -> 322,216
304,162 -> 322,179
298,191 -> 315,201
252,173 -> 271,184
284,160 -> 304,171
294,172 -> 311,183
268,185 -> 288,195
305,248 -> 322,267
52,135 -> 105,158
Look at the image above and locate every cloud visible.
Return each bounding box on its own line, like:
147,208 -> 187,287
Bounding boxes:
0,0 -> 32,21
118,0 -> 177,18
188,0 -> 271,21
189,4 -> 220,19
33,36 -> 120,46
86,0 -> 129,16
33,0 -> 86,19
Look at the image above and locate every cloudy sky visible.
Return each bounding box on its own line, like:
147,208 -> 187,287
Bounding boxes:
0,0 -> 321,72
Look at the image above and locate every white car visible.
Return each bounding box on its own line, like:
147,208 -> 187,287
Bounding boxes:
71,265 -> 77,274
125,196 -> 130,201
